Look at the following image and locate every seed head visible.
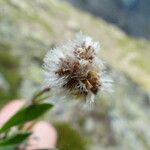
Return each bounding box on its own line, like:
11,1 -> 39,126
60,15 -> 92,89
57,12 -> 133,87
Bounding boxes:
43,32 -> 112,103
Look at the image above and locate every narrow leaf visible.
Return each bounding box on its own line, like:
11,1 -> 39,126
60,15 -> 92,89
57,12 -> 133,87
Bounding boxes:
0,132 -> 31,146
0,147 -> 16,150
0,103 -> 53,133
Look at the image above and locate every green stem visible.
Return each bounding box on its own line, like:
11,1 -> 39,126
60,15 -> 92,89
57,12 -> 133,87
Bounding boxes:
31,87 -> 50,104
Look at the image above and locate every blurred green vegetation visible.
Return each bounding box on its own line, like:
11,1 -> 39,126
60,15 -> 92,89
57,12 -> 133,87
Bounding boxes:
0,42 -> 21,107
55,122 -> 87,150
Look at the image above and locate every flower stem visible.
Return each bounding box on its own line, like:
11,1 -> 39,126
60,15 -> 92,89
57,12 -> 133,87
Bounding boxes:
31,87 -> 50,104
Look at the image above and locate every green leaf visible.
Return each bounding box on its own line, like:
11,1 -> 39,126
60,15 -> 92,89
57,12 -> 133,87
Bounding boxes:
0,132 -> 31,146
0,147 -> 16,150
48,149 -> 59,150
0,103 -> 53,133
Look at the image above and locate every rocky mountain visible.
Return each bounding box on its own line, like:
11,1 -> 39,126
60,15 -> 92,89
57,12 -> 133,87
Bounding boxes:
65,0 -> 150,39
0,0 -> 150,149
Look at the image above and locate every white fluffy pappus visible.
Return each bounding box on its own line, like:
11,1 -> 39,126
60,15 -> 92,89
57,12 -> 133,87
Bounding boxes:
43,32 -> 112,104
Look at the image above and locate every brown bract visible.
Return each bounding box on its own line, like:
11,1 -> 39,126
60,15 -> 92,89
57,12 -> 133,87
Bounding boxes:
74,44 -> 95,62
55,57 -> 101,98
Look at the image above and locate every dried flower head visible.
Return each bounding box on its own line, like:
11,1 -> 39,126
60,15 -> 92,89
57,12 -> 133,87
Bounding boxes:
43,32 -> 112,103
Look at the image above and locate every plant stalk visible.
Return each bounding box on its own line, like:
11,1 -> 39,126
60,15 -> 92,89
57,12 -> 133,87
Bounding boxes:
31,87 -> 50,104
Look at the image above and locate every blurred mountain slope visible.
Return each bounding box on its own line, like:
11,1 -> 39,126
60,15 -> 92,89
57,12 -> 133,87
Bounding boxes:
0,0 -> 150,92
65,0 -> 150,39
0,0 -> 150,150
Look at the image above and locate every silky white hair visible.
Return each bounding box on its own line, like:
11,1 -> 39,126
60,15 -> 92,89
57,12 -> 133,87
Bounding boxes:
43,32 -> 112,103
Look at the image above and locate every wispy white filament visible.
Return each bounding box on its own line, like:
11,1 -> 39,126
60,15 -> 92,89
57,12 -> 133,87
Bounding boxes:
43,32 -> 112,103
